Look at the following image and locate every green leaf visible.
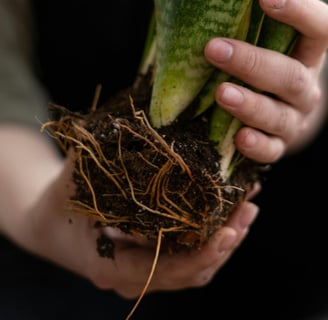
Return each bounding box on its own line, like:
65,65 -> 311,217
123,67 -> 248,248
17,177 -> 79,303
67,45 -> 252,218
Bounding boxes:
149,0 -> 253,128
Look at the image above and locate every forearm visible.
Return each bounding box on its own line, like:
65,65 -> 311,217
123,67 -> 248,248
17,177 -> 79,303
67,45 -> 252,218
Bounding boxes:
0,0 -> 63,240
0,125 -> 64,240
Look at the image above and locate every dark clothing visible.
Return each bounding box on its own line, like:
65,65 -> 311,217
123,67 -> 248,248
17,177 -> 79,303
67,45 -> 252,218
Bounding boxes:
1,1 -> 327,319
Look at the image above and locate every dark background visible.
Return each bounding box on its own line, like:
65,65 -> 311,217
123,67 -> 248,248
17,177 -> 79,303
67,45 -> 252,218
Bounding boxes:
1,1 -> 327,319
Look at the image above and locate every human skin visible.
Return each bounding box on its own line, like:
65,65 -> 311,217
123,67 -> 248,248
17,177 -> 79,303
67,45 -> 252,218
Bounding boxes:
205,0 -> 328,163
0,125 -> 259,298
0,0 -> 327,299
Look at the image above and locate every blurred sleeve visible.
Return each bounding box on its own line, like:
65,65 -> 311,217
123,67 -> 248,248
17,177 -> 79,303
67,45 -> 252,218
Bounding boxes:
0,0 -> 49,128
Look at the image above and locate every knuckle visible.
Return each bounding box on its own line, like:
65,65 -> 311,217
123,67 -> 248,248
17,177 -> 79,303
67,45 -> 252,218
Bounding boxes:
274,107 -> 290,136
269,143 -> 284,163
239,48 -> 262,76
235,89 -> 263,121
243,134 -> 283,164
250,94 -> 264,118
309,84 -> 323,111
284,63 -> 308,96
191,271 -> 215,287
299,118 -> 310,137
269,137 -> 285,163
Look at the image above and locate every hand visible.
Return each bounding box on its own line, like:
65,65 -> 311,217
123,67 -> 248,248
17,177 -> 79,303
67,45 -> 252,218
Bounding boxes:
17,155 -> 259,299
204,0 -> 328,163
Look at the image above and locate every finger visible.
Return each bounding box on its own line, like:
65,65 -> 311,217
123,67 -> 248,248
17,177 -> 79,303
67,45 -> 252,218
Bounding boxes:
260,0 -> 328,66
223,201 -> 259,248
235,127 -> 285,163
93,223 -> 238,295
102,226 -> 156,248
183,236 -> 235,288
156,202 -> 258,289
201,231 -> 248,280
205,38 -> 315,112
225,201 -> 259,233
97,202 -> 259,293
153,228 -> 239,290
92,226 -> 235,295
216,82 -> 308,141
215,82 -> 312,162
246,182 -> 262,200
199,202 -> 259,280
94,202 -> 259,298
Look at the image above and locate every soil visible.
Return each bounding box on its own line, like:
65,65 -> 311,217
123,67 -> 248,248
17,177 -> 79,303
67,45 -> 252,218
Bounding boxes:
44,71 -> 262,256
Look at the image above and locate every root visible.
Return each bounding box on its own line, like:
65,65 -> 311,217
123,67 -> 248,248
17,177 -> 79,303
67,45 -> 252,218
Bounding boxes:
125,225 -> 183,320
125,228 -> 163,320
41,95 -> 246,249
91,84 -> 102,112
39,81 -> 260,318
128,97 -> 192,178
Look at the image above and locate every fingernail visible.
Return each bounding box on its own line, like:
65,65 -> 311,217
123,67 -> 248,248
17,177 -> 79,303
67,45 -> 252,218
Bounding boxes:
220,86 -> 244,107
239,203 -> 259,230
218,230 -> 237,253
243,130 -> 258,149
207,39 -> 233,63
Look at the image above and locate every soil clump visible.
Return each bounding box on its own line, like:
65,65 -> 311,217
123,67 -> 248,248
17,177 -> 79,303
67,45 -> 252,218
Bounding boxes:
44,73 -> 261,256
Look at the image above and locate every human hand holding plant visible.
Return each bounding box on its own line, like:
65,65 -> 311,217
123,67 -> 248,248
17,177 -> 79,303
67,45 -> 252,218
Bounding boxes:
1,1 -> 327,318
0,125 -> 259,300
205,0 -> 328,163
45,0 -> 328,254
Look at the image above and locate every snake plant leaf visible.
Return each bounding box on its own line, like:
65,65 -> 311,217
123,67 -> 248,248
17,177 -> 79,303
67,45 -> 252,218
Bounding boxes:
149,0 -> 253,128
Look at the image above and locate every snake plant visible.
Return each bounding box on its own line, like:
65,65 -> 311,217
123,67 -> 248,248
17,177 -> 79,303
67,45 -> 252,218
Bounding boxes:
139,0 -> 298,181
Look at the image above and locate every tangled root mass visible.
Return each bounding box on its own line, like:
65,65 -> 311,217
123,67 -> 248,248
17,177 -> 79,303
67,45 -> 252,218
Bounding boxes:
43,78 -> 259,253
